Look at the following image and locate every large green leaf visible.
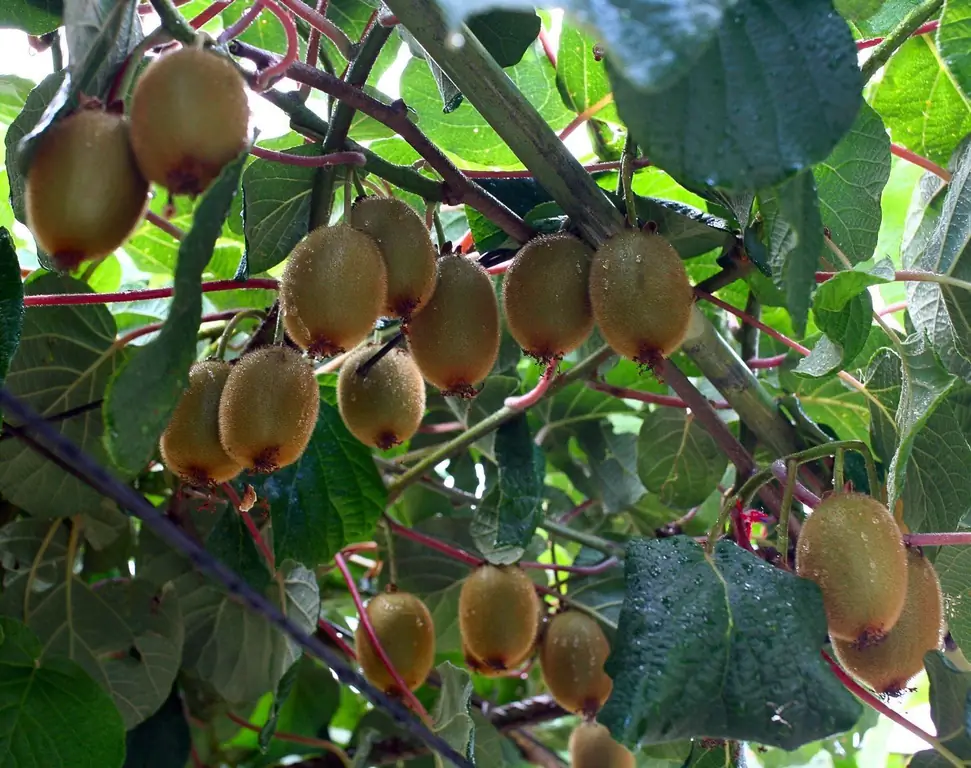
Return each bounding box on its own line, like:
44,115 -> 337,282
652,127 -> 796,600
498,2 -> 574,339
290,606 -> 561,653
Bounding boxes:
0,229 -> 23,393
466,10 -> 540,69
103,151 -> 247,476
598,537 -> 861,749
608,0 -> 862,191
0,76 -> 34,126
0,0 -> 61,34
555,20 -> 620,123
574,423 -> 646,514
0,617 -> 125,768
938,0 -> 971,102
909,653 -> 971,766
431,662 -> 475,768
123,685 -> 191,768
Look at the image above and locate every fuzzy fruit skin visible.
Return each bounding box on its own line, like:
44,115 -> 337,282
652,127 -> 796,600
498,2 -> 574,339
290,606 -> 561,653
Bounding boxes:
539,611 -> 613,715
160,360 -> 241,485
569,722 -> 635,768
355,591 -> 436,694
588,230 -> 693,364
502,233 -> 594,360
129,47 -> 249,195
833,548 -> 944,695
337,344 -> 426,449
280,225 -> 387,356
350,197 -> 437,319
459,564 -> 540,672
26,109 -> 148,271
795,492 -> 907,646
218,346 -> 319,473
406,254 -> 500,397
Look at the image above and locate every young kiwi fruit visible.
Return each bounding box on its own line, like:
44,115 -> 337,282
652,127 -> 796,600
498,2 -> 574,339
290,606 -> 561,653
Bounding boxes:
355,590 -> 436,694
796,492 -> 908,646
459,564 -> 540,672
569,721 -> 635,768
350,197 -> 437,320
337,343 -> 426,449
539,610 -> 613,716
160,360 -> 241,485
129,47 -> 249,196
280,225 -> 388,357
25,108 -> 149,271
218,346 -> 319,473
405,254 -> 500,397
588,229 -> 694,366
502,233 -> 595,360
833,548 -> 944,695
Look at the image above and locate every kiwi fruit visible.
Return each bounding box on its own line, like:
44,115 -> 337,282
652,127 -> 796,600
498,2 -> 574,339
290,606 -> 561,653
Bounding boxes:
218,346 -> 320,473
502,233 -> 594,360
588,229 -> 694,365
129,47 -> 249,196
350,197 -> 437,319
459,564 -> 540,672
355,590 -> 436,694
539,611 -> 613,715
25,108 -> 148,271
337,343 -> 426,449
796,492 -> 908,646
159,360 -> 241,485
569,721 -> 635,768
405,254 -> 500,397
280,225 -> 388,357
833,548 -> 944,695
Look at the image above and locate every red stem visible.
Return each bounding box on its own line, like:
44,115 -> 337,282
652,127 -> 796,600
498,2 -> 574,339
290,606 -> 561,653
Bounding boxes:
416,420 -> 464,435
558,500 -> 594,525
253,0 -> 299,89
223,483 -> 276,571
334,552 -> 432,723
746,353 -> 787,370
317,618 -> 357,659
385,518 -> 484,568
878,300 -> 908,316
24,278 -> 279,307
145,210 -> 185,240
856,20 -> 940,50
559,94 -> 614,142
520,556 -> 618,575
905,532 -> 971,546
696,290 -> 811,356
505,359 -> 559,410
588,380 -> 732,410
538,26 -> 557,68
114,309 -> 239,347
299,0 -> 329,100
274,0 -> 353,59
891,143 -> 952,182
486,258 -> 512,275
456,230 -> 475,254
250,145 -> 367,167
729,505 -> 756,553
463,158 -> 651,180
189,0 -> 236,29
217,0 -> 264,43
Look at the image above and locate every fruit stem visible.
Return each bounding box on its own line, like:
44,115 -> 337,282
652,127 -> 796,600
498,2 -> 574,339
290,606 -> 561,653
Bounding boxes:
777,459 -> 798,568
558,94 -> 614,142
769,461 -> 821,508
23,279 -> 278,307
905,532 -> 971,546
520,556 -> 619,576
225,711 -> 352,766
148,0 -> 197,45
505,359 -> 559,410
357,334 -> 403,377
619,133 -> 638,227
432,207 -> 447,249
462,158 -> 651,180
860,0 -> 944,82
385,516 -> 485,568
380,519 -> 399,587
275,0 -> 355,60
856,19 -> 939,50
114,309 -> 239,349
216,309 -> 266,360
588,380 -> 732,410
541,520 -> 626,559
223,483 -> 276,572
333,552 -> 433,724
416,420 -> 463,434
145,210 -> 186,241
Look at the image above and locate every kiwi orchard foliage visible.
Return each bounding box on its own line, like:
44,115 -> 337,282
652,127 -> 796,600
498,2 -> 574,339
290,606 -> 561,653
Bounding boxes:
2,0 -> 971,766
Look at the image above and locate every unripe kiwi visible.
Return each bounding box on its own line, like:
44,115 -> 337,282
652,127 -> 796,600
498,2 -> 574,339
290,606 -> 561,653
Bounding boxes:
589,229 -> 694,365
459,564 -> 540,672
405,254 -> 500,397
833,548 -> 944,695
355,590 -> 436,694
25,108 -> 148,271
502,233 -> 594,360
129,47 -> 249,195
337,343 -> 426,449
280,225 -> 388,357
218,346 -> 319,473
350,197 -> 437,319
160,360 -> 241,485
569,722 -> 635,768
796,492 -> 908,646
539,611 -> 613,716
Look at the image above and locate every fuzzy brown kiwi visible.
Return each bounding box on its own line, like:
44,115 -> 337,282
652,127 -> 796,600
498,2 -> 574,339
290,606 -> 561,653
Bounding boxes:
355,591 -> 436,694
25,108 -> 149,271
337,343 -> 426,449
833,548 -> 944,695
796,492 -> 908,646
218,346 -> 319,473
459,564 -> 540,672
129,47 -> 249,196
350,197 -> 437,319
539,611 -> 613,716
160,360 -> 241,485
569,722 -> 635,768
405,254 -> 500,397
502,233 -> 594,361
280,225 -> 388,357
588,229 -> 694,366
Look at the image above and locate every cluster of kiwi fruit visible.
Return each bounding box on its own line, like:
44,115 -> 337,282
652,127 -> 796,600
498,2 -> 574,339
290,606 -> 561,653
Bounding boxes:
795,492 -> 945,695
25,45 -> 249,271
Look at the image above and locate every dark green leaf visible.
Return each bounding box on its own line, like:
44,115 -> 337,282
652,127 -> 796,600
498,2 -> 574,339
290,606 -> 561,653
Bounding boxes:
632,196 -> 733,259
0,229 -> 23,393
834,0 -> 883,22
63,0 -> 142,100
0,0 -> 62,34
103,150 -> 247,475
938,0 -> 971,102
565,546 -> 625,628
800,285 -> 874,375
555,21 -> 620,123
909,653 -> 971,765
467,10 -> 540,69
575,423 -> 646,514
205,503 -> 272,591
123,685 -> 191,768
431,662 -> 475,768
260,660 -> 300,751
599,537 -> 861,750
0,617 -> 125,768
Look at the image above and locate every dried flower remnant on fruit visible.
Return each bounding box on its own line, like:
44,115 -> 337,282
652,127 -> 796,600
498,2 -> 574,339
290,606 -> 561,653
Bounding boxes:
356,591 -> 436,694
569,721 -> 635,768
539,610 -> 613,715
280,225 -> 387,357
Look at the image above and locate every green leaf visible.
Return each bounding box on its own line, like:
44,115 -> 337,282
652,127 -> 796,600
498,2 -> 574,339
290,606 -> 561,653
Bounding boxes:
103,150 -> 247,475
467,10 -> 540,69
575,423 -> 646,514
123,685 -> 191,768
555,21 -> 620,123
806,290 -> 873,375
259,660 -> 300,751
431,662 -> 475,768
636,409 -> 729,509
244,383 -> 386,566
0,617 -> 125,768
205,502 -> 272,591
565,546 -> 625,627
632,196 -> 733,259
0,0 -> 61,34
813,101 -> 890,265
780,362 -> 872,445
598,537 -> 861,750
608,0 -> 862,191
0,229 -> 23,393
0,75 -> 34,126
909,653 -> 971,765
935,546 -> 971,656
63,0 -> 142,101
938,0 -> 971,102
